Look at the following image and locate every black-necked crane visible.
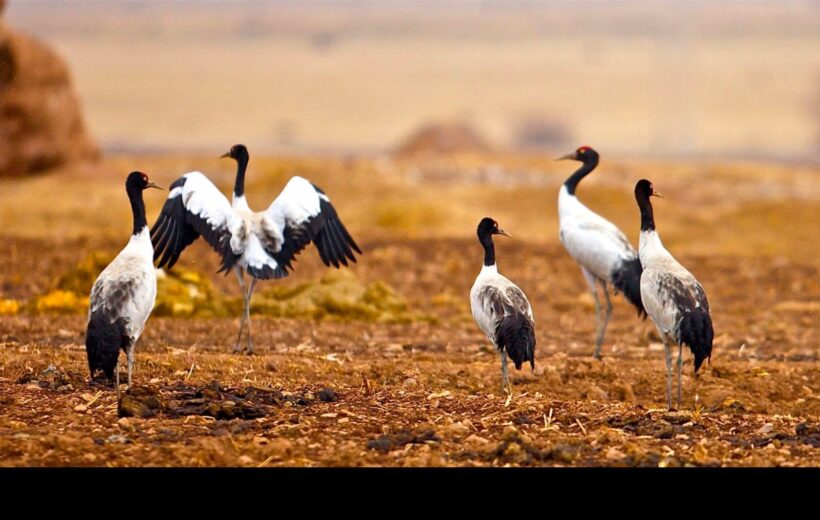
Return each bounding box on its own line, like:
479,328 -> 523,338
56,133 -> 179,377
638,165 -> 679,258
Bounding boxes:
470,217 -> 536,396
150,144 -> 362,354
85,171 -> 162,391
556,146 -> 645,359
634,179 -> 713,410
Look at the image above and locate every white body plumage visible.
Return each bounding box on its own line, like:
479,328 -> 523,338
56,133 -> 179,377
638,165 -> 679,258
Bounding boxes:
634,178 -> 713,409
86,170 -> 161,385
558,185 -> 639,282
469,217 -> 536,394
470,265 -> 534,344
152,145 -> 361,354
88,227 -> 157,343
162,171 -> 332,277
639,230 -> 708,341
555,149 -> 646,360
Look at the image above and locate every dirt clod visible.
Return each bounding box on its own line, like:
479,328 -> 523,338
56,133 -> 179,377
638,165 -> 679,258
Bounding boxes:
317,388 -> 339,402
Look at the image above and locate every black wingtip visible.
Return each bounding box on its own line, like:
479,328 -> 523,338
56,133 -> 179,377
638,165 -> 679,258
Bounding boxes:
678,309 -> 714,373
611,257 -> 646,319
495,312 -> 536,371
85,312 -> 128,382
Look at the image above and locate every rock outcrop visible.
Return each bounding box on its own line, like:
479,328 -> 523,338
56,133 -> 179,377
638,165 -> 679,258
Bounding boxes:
394,120 -> 493,157
0,2 -> 98,177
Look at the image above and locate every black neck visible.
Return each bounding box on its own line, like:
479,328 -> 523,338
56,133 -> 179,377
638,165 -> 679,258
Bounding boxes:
233,154 -> 248,198
636,192 -> 656,232
127,185 -> 147,236
564,154 -> 599,195
480,233 -> 496,267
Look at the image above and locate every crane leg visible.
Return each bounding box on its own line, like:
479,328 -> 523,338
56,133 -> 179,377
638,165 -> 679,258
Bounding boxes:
127,345 -> 134,388
582,268 -> 605,359
500,351 -> 511,396
115,360 -> 120,399
595,281 -> 613,360
677,341 -> 684,409
244,278 -> 257,355
233,268 -> 248,353
664,334 -> 673,410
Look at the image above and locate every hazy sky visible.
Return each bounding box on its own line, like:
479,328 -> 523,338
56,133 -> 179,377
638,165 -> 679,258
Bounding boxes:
5,1 -> 819,159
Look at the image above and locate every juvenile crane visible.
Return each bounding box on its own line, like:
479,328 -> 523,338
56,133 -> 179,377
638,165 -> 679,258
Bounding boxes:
635,179 -> 713,410
151,144 -> 361,354
86,171 -> 162,391
556,146 -> 645,359
470,218 -> 536,395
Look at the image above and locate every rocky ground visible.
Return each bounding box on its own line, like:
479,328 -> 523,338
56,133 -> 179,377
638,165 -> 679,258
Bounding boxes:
0,236 -> 817,466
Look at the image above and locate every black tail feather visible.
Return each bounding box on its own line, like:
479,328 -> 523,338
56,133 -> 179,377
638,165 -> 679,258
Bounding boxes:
677,309 -> 713,372
85,312 -> 130,382
495,312 -> 536,370
611,257 -> 646,319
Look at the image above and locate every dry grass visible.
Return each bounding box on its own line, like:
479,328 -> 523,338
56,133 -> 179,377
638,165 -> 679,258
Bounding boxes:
1,153 -> 818,262
0,152 -> 817,466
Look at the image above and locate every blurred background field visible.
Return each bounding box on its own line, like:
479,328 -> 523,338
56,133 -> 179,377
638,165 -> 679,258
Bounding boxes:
0,1 -> 818,466
2,0 -> 817,263
5,0 -> 820,159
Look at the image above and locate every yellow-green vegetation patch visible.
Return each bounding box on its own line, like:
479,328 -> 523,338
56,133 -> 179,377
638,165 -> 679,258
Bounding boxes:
55,251 -> 114,294
252,270 -> 434,323
34,290 -> 89,315
153,268 -> 233,318
33,251 -> 232,318
0,299 -> 21,315
31,251 -> 432,323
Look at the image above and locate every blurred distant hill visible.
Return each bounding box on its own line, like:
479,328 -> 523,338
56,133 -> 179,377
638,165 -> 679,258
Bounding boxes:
4,1 -> 819,161
0,0 -> 97,177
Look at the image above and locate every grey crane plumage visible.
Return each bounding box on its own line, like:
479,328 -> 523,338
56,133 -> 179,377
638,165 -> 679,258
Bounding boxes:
150,144 -> 362,354
469,218 -> 536,396
635,179 -> 714,410
85,171 -> 162,392
557,147 -> 646,360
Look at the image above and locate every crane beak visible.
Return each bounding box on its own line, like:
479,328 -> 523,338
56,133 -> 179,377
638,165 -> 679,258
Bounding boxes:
220,152 -> 231,158
496,228 -> 512,238
555,152 -> 576,161
146,181 -> 163,190
651,191 -> 664,198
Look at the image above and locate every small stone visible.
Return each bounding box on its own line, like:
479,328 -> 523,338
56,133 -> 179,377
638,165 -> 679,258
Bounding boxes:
106,434 -> 130,444
73,404 -> 87,413
605,447 -> 625,460
317,388 -> 338,402
464,434 -> 490,445
269,438 -> 293,453
367,437 -> 393,453
237,455 -> 254,466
